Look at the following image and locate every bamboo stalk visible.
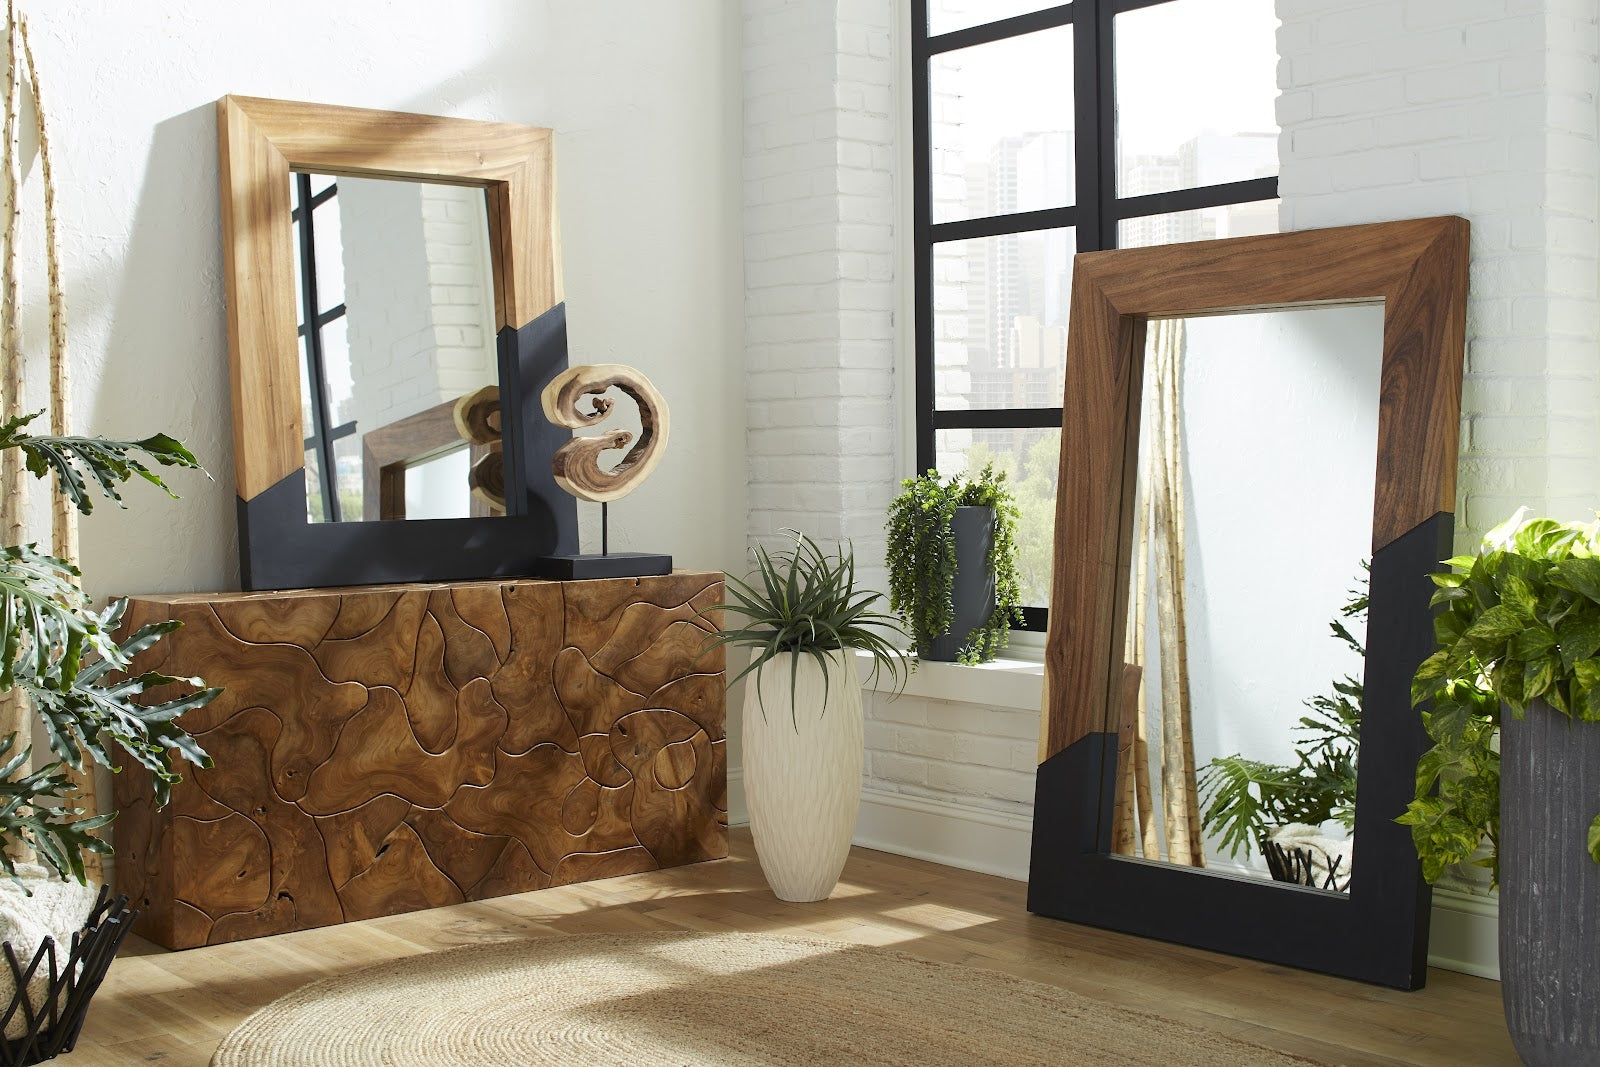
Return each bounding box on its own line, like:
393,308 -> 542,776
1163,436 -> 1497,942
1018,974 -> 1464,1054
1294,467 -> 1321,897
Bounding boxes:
20,15 -> 98,880
1122,391 -> 1157,859
19,18 -> 69,564
0,2 -> 27,861
1150,319 -> 1202,868
1165,321 -> 1203,865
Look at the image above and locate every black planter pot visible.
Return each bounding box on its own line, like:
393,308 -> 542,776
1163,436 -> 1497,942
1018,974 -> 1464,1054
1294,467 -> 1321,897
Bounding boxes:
0,886 -> 138,1066
1500,699 -> 1600,1066
924,506 -> 996,662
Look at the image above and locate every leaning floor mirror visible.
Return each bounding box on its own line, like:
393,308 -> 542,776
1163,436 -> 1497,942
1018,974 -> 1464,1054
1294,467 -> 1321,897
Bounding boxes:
1028,217 -> 1469,990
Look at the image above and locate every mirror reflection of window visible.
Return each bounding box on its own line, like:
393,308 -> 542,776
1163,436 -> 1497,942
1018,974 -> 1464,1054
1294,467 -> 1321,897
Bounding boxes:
290,172 -> 502,524
1113,304 -> 1383,895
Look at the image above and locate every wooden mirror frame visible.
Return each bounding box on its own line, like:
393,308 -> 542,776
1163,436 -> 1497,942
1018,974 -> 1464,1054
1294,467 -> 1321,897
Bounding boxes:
218,95 -> 577,590
1029,217 -> 1470,990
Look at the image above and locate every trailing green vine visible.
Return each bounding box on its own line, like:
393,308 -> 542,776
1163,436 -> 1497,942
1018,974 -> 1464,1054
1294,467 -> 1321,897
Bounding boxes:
885,465 -> 1025,665
1401,509 -> 1600,885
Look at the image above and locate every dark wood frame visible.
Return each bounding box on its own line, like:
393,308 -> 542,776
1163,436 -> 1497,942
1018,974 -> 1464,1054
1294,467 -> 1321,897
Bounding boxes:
1029,217 -> 1470,990
218,95 -> 576,590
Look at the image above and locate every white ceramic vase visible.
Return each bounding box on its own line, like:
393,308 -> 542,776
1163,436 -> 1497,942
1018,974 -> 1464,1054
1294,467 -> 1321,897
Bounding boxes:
742,650 -> 863,902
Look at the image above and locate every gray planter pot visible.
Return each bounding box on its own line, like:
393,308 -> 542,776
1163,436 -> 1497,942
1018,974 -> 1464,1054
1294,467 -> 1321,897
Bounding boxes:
1500,698 -> 1600,1066
924,506 -> 996,662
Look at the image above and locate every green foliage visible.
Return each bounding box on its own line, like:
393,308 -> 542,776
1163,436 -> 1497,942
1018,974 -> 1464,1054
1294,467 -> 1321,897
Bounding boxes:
1198,570 -> 1366,860
1402,508 -> 1600,885
0,734 -> 112,887
884,465 -> 1026,664
0,411 -> 203,515
0,417 -> 216,884
701,532 -> 910,728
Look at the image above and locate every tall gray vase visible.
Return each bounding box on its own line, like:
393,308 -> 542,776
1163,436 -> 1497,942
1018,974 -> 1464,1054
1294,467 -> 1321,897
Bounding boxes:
924,506 -> 996,662
1500,698 -> 1600,1066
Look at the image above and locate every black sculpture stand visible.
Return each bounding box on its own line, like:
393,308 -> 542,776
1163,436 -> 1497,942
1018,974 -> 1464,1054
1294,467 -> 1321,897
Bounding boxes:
533,502 -> 671,580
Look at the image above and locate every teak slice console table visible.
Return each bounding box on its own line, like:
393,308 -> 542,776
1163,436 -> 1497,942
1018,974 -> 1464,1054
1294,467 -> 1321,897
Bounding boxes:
112,572 -> 726,949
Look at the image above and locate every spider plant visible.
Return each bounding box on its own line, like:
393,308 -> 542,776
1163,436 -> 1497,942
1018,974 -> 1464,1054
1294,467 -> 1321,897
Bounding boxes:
701,532 -> 910,727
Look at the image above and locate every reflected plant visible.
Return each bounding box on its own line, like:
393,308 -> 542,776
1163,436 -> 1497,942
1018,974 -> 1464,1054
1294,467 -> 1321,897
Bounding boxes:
1198,567 -> 1366,860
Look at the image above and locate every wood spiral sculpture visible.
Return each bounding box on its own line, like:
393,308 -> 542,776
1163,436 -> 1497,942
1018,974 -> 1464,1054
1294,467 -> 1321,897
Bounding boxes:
541,364 -> 670,503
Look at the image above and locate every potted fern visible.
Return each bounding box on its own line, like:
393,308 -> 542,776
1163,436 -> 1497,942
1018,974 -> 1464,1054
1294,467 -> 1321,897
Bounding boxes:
0,413 -> 216,1064
701,533 -> 908,901
885,466 -> 1024,664
1403,509 -> 1600,1066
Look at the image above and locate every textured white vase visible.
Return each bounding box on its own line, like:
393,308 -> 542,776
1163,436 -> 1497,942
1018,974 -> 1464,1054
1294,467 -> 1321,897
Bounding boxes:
743,650 -> 863,902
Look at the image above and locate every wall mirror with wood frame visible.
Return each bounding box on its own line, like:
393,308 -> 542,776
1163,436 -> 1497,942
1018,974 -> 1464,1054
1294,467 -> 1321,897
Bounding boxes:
1028,217 -> 1469,990
289,172 -> 504,525
218,95 -> 577,590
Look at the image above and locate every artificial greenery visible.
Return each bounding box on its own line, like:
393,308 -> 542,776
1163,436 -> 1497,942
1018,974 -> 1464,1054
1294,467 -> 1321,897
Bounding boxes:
1401,509 -> 1600,886
701,532 -> 910,727
1198,569 -> 1366,860
885,465 -> 1025,665
0,412 -> 217,886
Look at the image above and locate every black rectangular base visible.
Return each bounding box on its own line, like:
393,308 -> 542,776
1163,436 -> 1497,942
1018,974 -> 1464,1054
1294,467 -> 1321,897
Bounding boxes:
532,553 -> 673,580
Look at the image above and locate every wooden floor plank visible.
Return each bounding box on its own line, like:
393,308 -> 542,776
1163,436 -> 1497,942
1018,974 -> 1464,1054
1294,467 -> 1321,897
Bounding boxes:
57,830 -> 1514,1065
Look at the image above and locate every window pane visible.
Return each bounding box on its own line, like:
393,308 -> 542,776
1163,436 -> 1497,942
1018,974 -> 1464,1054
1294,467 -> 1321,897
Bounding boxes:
1118,200 -> 1279,248
936,426 -> 1059,609
929,25 -> 1074,225
1115,0 -> 1278,197
332,433 -> 363,522
299,337 -> 315,440
318,316 -> 354,427
304,448 -> 325,524
312,188 -> 345,309
933,227 -> 1073,411
928,1 -> 1063,37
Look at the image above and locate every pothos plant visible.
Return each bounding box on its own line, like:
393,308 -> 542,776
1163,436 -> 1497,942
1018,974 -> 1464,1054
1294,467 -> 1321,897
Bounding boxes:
1401,509 -> 1600,885
885,465 -> 1024,665
1198,568 -> 1366,860
0,411 -> 218,885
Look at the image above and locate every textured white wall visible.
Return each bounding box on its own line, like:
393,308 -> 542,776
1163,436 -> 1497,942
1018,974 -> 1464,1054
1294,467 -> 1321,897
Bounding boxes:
1276,0 -> 1600,540
742,0 -> 900,597
8,1 -> 745,597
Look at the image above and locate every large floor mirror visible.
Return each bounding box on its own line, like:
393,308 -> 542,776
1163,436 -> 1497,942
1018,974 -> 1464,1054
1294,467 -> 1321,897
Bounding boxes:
1029,217 -> 1469,990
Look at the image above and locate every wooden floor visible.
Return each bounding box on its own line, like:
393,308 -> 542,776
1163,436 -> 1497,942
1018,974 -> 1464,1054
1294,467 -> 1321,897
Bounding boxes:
60,829 -> 1514,1065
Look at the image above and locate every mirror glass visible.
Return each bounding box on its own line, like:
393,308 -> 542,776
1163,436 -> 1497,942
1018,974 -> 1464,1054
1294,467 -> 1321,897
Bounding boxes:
290,172 -> 503,524
1114,303 -> 1384,894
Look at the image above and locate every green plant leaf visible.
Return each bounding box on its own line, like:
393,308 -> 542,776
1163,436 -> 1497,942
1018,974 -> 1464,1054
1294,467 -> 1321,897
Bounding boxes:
0,414 -> 207,516
1555,558 -> 1600,604
1463,604 -> 1530,652
698,531 -> 911,721
1590,813 -> 1600,864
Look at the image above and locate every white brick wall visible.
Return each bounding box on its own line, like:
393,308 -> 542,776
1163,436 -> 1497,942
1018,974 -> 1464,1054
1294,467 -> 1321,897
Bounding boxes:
863,686 -> 1040,818
743,0 -> 900,594
1278,0 -> 1600,542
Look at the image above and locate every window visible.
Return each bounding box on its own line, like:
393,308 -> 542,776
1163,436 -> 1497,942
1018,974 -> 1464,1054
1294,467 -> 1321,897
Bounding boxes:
911,0 -> 1280,629
291,173 -> 358,523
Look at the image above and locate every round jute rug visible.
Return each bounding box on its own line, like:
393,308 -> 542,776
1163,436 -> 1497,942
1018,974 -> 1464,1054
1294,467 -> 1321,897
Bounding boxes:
211,932 -> 1314,1066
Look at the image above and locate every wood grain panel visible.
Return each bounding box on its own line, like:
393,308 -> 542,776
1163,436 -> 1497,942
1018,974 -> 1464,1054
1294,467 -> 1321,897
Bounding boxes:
1042,218 -> 1469,761
217,95 -> 559,501
112,573 -> 726,949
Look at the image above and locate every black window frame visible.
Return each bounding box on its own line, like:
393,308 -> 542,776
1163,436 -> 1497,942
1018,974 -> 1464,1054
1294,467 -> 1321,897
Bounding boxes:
291,172 -> 357,524
910,0 -> 1279,631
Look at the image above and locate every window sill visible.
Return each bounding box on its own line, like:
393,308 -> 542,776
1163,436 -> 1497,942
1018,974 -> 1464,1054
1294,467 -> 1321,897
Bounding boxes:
853,648 -> 1045,712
